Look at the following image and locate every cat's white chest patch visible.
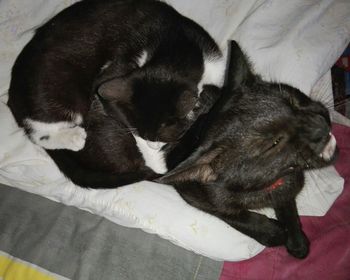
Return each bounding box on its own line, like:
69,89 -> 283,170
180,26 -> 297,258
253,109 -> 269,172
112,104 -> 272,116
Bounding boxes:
133,134 -> 168,174
197,55 -> 226,94
136,50 -> 148,68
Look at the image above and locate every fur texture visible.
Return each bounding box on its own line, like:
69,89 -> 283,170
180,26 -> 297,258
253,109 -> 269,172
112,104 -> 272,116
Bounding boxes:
9,0 -> 224,188
8,0 -> 224,151
159,41 -> 338,259
46,85 -> 219,189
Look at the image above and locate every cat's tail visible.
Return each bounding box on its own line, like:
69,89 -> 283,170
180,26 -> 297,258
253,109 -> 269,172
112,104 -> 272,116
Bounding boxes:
46,150 -> 158,189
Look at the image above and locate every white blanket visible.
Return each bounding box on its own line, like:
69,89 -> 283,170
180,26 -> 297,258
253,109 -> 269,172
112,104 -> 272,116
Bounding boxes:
0,0 -> 349,261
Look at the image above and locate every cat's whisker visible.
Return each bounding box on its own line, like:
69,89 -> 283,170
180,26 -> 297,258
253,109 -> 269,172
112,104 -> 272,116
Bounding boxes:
125,128 -> 138,135
295,148 -> 329,196
332,99 -> 350,109
323,98 -> 350,110
323,100 -> 334,109
278,83 -> 283,95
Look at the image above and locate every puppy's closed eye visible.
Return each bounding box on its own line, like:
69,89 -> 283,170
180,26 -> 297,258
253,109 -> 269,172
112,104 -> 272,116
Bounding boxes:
269,136 -> 285,150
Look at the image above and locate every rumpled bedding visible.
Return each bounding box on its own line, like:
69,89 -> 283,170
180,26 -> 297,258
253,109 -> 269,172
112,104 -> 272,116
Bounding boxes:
0,184 -> 222,280
0,0 -> 349,261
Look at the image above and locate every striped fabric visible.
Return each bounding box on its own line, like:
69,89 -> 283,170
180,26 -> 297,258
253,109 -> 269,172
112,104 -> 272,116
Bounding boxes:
0,251 -> 68,280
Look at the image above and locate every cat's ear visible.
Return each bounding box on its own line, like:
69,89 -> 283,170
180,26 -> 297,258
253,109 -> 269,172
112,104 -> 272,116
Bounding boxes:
97,78 -> 132,103
226,41 -> 255,90
93,59 -> 138,96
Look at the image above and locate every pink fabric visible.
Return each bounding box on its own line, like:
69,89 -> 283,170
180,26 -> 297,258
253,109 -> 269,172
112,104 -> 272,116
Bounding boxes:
220,124 -> 350,280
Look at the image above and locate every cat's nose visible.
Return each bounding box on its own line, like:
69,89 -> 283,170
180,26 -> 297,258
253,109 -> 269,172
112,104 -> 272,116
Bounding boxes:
319,133 -> 337,161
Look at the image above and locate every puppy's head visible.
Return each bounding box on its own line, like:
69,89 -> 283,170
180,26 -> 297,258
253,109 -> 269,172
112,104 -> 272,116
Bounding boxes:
159,41 -> 337,196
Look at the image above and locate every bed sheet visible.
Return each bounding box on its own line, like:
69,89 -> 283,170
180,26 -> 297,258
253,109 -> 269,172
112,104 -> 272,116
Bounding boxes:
0,183 -> 223,280
0,0 -> 349,261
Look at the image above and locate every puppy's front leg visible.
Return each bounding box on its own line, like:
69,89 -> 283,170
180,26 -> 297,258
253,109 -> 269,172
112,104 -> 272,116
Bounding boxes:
167,181 -> 287,247
216,210 -> 287,247
274,200 -> 309,259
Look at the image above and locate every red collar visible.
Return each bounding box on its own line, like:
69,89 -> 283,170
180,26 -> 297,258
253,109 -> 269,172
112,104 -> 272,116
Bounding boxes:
265,178 -> 284,192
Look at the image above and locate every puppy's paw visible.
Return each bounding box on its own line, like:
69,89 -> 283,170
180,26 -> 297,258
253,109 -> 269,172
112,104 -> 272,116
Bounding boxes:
286,231 -> 310,259
258,220 -> 287,247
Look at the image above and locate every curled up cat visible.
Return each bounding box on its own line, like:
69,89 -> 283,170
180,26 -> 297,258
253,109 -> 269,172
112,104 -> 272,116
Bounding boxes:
158,41 -> 338,259
8,0 -> 225,151
7,0 -> 225,188
45,84 -> 220,188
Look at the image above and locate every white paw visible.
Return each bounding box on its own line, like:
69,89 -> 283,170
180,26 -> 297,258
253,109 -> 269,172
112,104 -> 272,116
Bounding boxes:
26,118 -> 87,151
33,126 -> 87,151
57,126 -> 87,151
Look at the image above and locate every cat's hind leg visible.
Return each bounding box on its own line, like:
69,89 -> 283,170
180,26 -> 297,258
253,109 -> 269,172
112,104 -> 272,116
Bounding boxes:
24,114 -> 87,151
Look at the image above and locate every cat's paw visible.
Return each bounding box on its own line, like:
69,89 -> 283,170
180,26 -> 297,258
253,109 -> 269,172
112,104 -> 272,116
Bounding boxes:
38,126 -> 87,151
286,231 -> 310,259
58,126 -> 87,151
26,118 -> 87,151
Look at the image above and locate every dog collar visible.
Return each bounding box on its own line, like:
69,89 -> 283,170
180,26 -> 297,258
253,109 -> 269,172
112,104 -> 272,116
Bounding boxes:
266,178 -> 284,191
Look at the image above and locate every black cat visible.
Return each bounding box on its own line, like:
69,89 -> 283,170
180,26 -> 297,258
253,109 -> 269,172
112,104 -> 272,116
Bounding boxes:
46,84 -> 220,188
7,0 -> 225,188
8,0 -> 225,151
159,41 -> 338,259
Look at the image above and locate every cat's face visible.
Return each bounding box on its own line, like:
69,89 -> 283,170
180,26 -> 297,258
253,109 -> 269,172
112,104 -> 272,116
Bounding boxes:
129,77 -> 198,142
97,73 -> 198,143
160,41 -> 337,195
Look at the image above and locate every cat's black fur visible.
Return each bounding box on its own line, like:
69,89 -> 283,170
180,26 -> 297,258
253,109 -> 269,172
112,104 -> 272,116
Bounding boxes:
7,0 -> 223,188
46,84 -> 220,189
45,96 -> 158,189
8,0 -> 222,148
159,41 -> 338,259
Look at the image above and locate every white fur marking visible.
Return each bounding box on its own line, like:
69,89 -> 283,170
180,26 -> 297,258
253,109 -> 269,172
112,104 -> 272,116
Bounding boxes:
101,61 -> 112,71
74,114 -> 83,125
136,50 -> 148,68
25,117 -> 86,151
320,133 -> 337,161
197,55 -> 226,94
133,134 -> 168,174
146,140 -> 166,150
186,110 -> 196,121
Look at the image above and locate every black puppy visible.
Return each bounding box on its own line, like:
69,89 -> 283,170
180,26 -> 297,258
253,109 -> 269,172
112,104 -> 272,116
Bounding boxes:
159,41 -> 338,259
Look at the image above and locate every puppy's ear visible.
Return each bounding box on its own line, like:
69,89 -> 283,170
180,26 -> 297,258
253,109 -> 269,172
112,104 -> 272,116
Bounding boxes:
226,41 -> 255,90
158,146 -> 222,185
159,164 -> 217,185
